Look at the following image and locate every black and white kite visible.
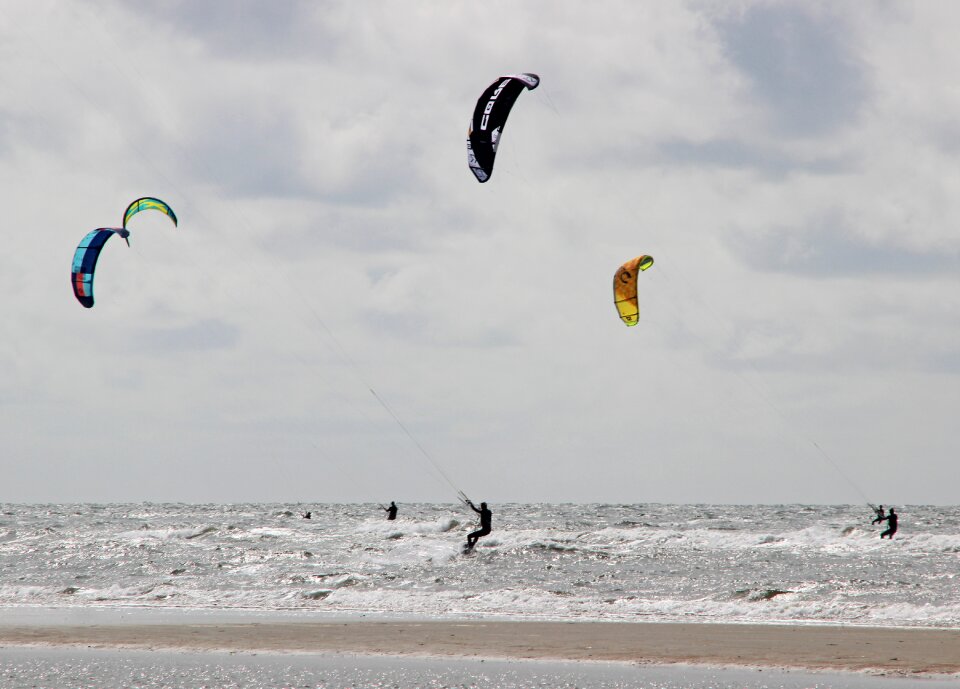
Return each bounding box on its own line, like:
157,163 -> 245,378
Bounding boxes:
467,73 -> 539,183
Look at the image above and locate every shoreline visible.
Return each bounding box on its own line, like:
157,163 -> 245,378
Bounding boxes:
0,620 -> 958,676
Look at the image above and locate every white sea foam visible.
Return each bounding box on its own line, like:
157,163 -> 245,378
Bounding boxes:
353,516 -> 461,537
0,503 -> 957,626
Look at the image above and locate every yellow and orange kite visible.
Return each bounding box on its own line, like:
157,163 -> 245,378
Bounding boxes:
613,255 -> 654,326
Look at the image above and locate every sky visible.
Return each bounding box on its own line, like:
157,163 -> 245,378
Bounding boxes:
1,1 -> 957,505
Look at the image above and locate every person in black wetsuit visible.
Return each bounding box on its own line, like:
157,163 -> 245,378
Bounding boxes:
381,501 -> 397,521
879,507 -> 898,539
871,505 -> 884,524
466,500 -> 491,550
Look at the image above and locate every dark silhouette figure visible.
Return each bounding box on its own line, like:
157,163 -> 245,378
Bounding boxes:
382,502 -> 397,521
303,511 -> 312,519
466,500 -> 492,550
871,505 -> 884,524
879,508 -> 898,539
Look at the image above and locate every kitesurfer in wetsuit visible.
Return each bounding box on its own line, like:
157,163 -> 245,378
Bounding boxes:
871,505 -> 884,524
382,502 -> 397,521
466,500 -> 492,550
879,507 -> 898,539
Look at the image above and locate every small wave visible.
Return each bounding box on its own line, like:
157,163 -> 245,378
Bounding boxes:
329,575 -> 362,589
354,517 -> 460,538
119,525 -> 217,541
303,589 -> 332,600
185,526 -> 217,540
529,541 -> 580,553
756,589 -> 792,601
307,573 -> 364,589
732,588 -> 793,602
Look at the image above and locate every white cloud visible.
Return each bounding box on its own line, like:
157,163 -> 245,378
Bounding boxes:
0,0 -> 957,504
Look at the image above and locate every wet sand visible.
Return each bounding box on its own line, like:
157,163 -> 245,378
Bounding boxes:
7,646 -> 960,689
0,620 -> 958,676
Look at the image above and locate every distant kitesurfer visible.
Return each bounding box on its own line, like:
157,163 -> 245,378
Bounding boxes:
465,500 -> 492,550
871,505 -> 884,524
303,511 -> 312,519
879,507 -> 898,539
381,502 -> 397,521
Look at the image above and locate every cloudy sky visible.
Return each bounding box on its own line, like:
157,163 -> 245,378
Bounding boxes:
1,1 -> 957,505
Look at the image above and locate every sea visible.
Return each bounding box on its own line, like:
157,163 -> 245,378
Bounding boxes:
1,502 -> 958,627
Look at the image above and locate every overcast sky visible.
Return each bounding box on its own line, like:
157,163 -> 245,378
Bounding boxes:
1,1 -> 957,505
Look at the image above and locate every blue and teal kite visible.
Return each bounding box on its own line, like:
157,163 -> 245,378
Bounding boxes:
71,228 -> 130,309
70,197 -> 177,308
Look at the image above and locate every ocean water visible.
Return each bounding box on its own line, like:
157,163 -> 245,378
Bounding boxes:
0,503 -> 958,627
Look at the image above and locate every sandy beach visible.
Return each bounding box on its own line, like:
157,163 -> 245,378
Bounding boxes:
0,620 -> 957,676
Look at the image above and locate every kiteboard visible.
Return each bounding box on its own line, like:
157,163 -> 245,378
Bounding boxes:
461,543 -> 475,555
